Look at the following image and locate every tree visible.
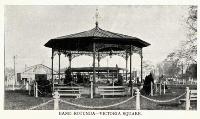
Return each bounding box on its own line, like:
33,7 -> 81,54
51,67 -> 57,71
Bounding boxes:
142,60 -> 155,75
178,6 -> 197,64
161,6 -> 197,78
165,6 -> 197,64
5,67 -> 14,80
185,6 -> 197,63
156,63 -> 164,77
159,59 -> 181,78
157,6 -> 197,80
185,64 -> 197,79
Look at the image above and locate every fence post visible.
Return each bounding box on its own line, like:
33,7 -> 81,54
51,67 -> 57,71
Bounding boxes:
53,91 -> 60,110
136,88 -> 140,110
26,82 -> 28,90
28,82 -> 31,95
191,78 -> 193,85
131,87 -> 134,97
35,82 -> 38,98
159,83 -> 162,95
150,82 -> 153,96
33,82 -> 35,96
12,79 -> 15,91
155,83 -> 158,93
185,87 -> 190,110
163,82 -> 166,94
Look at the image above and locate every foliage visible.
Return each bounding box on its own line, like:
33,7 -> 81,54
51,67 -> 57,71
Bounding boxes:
160,6 -> 197,78
142,60 -> 155,74
185,6 -> 197,63
163,60 -> 181,78
5,67 -> 14,81
185,64 -> 197,78
166,6 -> 197,64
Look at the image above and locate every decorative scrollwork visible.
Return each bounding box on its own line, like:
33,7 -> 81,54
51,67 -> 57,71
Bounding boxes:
52,45 -> 143,61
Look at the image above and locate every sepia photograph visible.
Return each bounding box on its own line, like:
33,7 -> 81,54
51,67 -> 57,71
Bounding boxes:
4,5 -> 197,110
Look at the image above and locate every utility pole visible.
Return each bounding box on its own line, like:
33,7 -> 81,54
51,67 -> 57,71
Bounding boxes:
182,62 -> 183,78
181,62 -> 184,85
13,56 -> 16,90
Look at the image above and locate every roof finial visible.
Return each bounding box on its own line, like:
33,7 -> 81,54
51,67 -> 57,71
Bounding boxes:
95,8 -> 99,27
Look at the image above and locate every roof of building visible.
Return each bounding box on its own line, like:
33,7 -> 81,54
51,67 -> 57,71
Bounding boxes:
61,66 -> 127,73
44,25 -> 150,51
21,64 -> 58,74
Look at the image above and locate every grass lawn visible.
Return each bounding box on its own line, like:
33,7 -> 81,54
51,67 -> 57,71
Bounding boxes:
4,85 -> 197,110
4,90 -> 52,110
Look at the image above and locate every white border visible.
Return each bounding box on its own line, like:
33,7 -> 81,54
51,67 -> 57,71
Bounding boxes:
0,0 -> 199,119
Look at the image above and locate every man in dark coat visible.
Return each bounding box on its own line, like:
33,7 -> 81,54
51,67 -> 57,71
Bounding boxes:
142,73 -> 154,95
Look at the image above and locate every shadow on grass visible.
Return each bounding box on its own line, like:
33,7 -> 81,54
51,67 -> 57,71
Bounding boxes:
157,103 -> 180,107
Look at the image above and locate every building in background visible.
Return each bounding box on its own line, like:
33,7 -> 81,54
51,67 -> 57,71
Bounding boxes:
17,64 -> 58,85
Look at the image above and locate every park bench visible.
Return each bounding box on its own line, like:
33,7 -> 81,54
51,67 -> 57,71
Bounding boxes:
179,90 -> 197,103
98,86 -> 127,98
54,85 -> 83,98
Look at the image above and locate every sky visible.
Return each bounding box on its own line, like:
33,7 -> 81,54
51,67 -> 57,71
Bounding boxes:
5,5 -> 190,73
